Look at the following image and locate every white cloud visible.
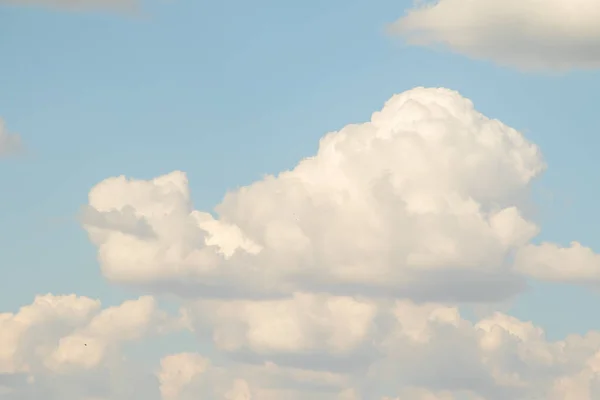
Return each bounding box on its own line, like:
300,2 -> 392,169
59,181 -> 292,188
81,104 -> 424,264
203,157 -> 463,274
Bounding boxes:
0,118 -> 23,158
82,87 -> 546,303
0,294 -> 100,374
389,0 -> 600,71
46,296 -> 176,372
175,296 -> 600,399
515,241 -> 600,284
0,0 -> 137,12
183,292 -> 377,355
383,388 -> 483,400
365,300 -> 600,399
224,379 -> 252,400
0,294 -> 177,374
0,294 -> 181,400
7,86 -> 600,399
157,353 -> 210,400
3,292 -> 600,399
155,352 -> 354,400
175,291 -> 600,399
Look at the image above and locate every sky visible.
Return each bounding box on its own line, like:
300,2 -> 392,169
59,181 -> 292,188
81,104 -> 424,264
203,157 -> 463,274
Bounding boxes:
2,0 -> 600,399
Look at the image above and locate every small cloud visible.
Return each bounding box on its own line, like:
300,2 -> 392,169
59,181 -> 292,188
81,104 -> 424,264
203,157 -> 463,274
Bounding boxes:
389,0 -> 600,71
0,118 -> 23,158
0,0 -> 139,13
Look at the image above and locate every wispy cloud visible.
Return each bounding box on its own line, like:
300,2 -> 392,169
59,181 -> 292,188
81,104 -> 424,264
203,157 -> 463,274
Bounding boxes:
0,118 -> 23,158
0,0 -> 139,13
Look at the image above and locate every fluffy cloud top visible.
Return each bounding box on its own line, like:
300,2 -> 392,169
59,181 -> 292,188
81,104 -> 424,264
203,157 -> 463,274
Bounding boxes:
0,294 -> 174,375
0,294 -> 183,400
0,118 -> 22,158
390,0 -> 600,71
157,297 -> 600,399
82,87 -> 546,303
47,296 -> 176,372
0,294 -> 100,375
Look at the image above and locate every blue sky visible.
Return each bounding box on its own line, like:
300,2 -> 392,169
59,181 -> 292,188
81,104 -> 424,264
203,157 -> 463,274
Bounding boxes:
2,0 -> 600,398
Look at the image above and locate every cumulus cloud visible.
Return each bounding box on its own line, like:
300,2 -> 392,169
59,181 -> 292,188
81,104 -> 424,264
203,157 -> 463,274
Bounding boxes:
172,292 -> 600,399
0,294 -> 177,374
46,296 -> 176,372
10,86 -> 599,399
157,353 -> 210,400
182,292 -> 378,357
4,292 -> 600,399
82,87 -> 546,303
0,0 -> 137,12
0,118 -> 23,158
515,242 -> 600,284
389,0 -> 600,71
170,297 -> 600,399
359,300 -> 600,399
0,294 -> 181,400
156,352 -> 354,400
0,294 -> 100,375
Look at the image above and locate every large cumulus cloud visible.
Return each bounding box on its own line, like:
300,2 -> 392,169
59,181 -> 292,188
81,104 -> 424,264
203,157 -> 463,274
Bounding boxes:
82,87 -> 546,303
6,87 -> 600,399
389,0 -> 600,71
